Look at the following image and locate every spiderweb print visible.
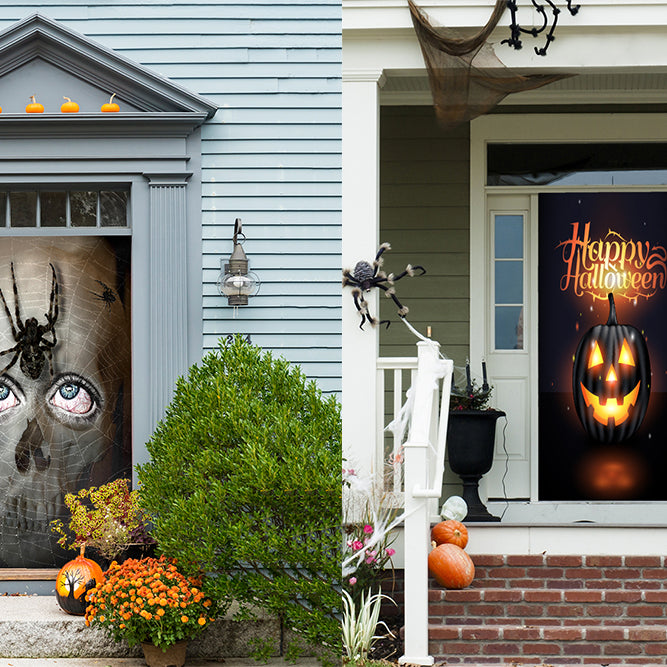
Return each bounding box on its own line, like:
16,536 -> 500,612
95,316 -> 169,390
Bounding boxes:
0,237 -> 131,567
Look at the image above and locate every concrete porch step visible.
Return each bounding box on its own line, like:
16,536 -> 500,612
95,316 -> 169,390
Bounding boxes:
0,596 -> 284,660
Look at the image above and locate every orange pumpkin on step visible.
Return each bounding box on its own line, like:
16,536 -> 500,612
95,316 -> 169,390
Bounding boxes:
55,547 -> 104,615
428,542 -> 475,589
431,519 -> 468,549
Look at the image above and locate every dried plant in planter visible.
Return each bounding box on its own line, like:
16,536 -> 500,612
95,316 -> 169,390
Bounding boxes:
50,478 -> 155,561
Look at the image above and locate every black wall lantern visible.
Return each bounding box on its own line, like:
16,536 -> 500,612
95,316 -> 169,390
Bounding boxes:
503,0 -> 580,56
217,218 -> 260,306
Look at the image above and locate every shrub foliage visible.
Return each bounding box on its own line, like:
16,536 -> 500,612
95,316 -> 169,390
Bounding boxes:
137,337 -> 341,658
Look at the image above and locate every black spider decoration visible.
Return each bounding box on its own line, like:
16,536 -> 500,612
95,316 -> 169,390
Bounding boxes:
0,262 -> 59,380
503,0 -> 580,56
90,280 -> 117,311
342,243 -> 426,330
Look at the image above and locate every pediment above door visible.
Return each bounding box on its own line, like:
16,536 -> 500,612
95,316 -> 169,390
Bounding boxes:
0,13 -> 218,119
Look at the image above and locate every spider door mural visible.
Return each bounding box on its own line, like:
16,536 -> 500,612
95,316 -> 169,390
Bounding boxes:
0,237 -> 131,567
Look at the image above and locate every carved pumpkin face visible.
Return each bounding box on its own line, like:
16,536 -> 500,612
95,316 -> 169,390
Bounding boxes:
572,293 -> 650,443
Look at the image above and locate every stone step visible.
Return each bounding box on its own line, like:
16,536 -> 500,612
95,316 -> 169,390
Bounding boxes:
428,622 -> 667,663
0,596 -> 282,659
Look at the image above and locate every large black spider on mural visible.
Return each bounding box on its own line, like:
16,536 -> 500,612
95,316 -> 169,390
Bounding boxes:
342,242 -> 426,330
0,262 -> 59,380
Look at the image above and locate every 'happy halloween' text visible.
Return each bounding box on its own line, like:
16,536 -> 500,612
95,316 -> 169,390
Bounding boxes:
557,222 -> 667,301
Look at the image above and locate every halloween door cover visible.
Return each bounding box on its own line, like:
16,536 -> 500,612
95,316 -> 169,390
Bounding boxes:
539,192 -> 667,501
0,238 -> 131,567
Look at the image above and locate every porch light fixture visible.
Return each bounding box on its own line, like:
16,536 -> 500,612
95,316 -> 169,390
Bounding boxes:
217,218 -> 260,306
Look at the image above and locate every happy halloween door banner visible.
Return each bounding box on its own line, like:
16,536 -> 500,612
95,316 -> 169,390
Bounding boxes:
539,192 -> 667,501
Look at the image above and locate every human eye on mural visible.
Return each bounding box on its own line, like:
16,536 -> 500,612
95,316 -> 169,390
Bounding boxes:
0,237 -> 131,568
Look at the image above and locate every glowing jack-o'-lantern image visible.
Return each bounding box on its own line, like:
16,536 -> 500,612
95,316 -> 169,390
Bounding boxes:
572,293 -> 650,443
577,448 -> 648,500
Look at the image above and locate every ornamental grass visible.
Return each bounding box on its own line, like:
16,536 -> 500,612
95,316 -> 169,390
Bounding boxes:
85,556 -> 218,650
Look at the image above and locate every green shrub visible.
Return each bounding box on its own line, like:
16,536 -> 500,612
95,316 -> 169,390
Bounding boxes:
137,336 -> 341,660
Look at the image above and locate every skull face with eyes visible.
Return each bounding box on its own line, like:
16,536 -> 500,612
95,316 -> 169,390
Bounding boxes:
0,238 -> 131,567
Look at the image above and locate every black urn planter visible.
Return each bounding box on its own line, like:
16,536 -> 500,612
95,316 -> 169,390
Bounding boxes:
446,409 -> 506,522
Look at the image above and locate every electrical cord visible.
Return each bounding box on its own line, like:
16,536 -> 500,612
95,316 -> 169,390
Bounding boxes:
499,415 -> 510,520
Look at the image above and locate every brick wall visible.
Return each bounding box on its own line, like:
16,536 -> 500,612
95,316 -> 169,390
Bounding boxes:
401,554 -> 667,664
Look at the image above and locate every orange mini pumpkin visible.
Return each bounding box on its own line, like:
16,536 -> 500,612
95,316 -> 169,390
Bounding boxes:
25,95 -> 44,113
431,519 -> 469,549
61,96 -> 79,113
55,548 -> 104,615
101,93 -> 120,113
428,543 -> 475,589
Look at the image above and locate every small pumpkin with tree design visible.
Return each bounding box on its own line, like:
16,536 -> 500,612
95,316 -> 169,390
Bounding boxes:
55,546 -> 104,615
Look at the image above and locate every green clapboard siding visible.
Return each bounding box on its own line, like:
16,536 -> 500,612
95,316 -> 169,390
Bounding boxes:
0,0 -> 342,394
379,106 -> 470,371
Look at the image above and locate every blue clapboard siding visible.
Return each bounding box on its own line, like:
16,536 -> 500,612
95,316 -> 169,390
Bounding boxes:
0,0 -> 342,394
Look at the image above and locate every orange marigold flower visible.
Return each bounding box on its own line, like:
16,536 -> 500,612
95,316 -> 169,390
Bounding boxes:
181,615 -> 189,623
157,608 -> 165,617
198,617 -> 206,626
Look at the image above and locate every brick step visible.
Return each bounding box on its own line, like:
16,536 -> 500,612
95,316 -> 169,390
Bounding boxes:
430,587 -> 667,625
428,622 -> 667,664
471,554 -> 667,590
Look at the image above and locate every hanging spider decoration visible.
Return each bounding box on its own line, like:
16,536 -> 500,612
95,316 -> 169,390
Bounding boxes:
0,262 -> 59,380
502,0 -> 580,56
342,243 -> 426,330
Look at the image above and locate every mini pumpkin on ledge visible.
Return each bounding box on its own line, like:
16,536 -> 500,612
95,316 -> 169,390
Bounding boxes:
61,96 -> 79,113
25,95 -> 44,113
101,93 -> 120,112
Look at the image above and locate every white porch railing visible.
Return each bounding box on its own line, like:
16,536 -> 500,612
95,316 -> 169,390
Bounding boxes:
378,341 -> 453,666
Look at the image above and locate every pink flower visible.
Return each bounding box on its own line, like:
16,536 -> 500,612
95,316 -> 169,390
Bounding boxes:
351,540 -> 364,551
365,552 -> 377,564
349,577 -> 357,586
363,524 -> 373,534
385,548 -> 396,557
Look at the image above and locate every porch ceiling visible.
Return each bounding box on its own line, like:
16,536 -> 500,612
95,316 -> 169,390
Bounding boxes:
381,71 -> 667,107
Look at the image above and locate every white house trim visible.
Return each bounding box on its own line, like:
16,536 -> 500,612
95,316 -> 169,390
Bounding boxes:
342,67 -> 385,479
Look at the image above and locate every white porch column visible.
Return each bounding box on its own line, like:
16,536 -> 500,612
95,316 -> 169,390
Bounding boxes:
342,69 -> 385,480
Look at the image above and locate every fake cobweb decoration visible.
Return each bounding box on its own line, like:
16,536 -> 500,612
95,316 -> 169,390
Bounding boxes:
408,0 -> 571,129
